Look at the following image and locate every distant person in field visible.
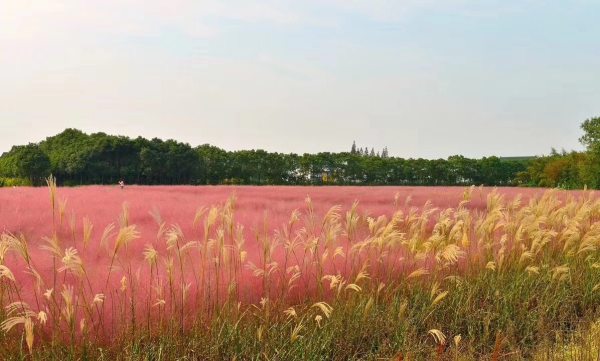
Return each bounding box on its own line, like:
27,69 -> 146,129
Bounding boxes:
118,179 -> 125,190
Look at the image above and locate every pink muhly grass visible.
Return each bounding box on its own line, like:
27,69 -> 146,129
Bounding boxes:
0,184 -> 585,347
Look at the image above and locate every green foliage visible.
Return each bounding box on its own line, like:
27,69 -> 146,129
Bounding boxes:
0,128 -> 533,187
0,143 -> 50,185
0,177 -> 32,187
516,115 -> 600,190
36,129 -> 200,185
6,115 -> 600,188
580,117 -> 600,149
518,151 -> 586,189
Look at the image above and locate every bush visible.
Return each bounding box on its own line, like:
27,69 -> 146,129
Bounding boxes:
0,177 -> 32,187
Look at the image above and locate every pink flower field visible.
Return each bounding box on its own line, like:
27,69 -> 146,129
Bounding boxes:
1,184 -> 599,358
0,186 -> 574,300
1,185 -> 530,309
1,185 -> 546,242
0,186 -> 547,292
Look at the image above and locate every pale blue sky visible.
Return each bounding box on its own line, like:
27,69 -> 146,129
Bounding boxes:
1,1 -> 599,158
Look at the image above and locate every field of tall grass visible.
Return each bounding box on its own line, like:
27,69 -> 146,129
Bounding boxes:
1,179 -> 600,360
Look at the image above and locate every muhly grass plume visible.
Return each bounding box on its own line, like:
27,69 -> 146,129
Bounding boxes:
0,180 -> 599,359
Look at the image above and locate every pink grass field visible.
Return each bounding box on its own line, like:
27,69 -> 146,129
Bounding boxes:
0,185 -> 580,339
0,185 -> 548,287
1,185 -> 548,241
0,185 -> 567,278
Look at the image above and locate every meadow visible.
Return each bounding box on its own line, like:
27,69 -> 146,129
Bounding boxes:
1,181 -> 600,360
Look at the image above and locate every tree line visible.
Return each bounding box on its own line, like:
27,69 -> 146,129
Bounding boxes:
0,128 -> 534,187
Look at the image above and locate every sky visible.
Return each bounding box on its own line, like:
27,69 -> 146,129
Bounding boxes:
1,0 -> 599,159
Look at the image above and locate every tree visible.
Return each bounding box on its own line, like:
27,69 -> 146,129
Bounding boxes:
381,147 -> 389,158
447,155 -> 478,185
579,117 -> 600,188
351,141 -> 357,154
39,128 -> 91,184
196,144 -> 229,184
370,148 -> 375,157
2,144 -> 50,185
580,117 -> 600,149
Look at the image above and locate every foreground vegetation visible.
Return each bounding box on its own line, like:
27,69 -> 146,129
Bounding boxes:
0,180 -> 599,359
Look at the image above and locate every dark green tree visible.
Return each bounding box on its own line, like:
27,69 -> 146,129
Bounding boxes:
1,143 -> 50,185
579,117 -> 600,188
